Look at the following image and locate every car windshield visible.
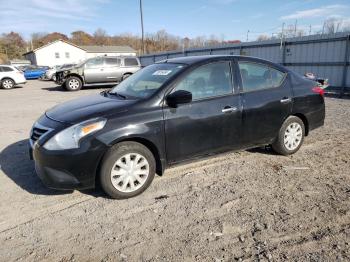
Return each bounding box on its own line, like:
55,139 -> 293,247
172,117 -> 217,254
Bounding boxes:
110,63 -> 186,99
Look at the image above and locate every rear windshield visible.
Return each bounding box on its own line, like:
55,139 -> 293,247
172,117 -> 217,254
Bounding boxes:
110,63 -> 186,99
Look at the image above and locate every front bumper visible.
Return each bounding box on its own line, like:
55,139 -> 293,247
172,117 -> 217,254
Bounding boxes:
30,140 -> 107,190
29,117 -> 108,190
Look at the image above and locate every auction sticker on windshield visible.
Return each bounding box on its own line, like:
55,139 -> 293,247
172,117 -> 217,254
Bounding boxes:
152,70 -> 172,76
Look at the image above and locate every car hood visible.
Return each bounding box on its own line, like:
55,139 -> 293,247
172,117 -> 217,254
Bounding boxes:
56,66 -> 79,73
45,93 -> 134,124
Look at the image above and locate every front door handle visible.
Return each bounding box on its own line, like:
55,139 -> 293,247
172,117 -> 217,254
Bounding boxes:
222,106 -> 238,113
280,97 -> 292,104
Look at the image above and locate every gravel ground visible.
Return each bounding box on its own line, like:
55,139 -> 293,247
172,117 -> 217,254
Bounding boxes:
0,80 -> 349,262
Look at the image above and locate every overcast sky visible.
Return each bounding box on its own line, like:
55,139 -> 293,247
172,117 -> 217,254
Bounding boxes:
0,0 -> 349,41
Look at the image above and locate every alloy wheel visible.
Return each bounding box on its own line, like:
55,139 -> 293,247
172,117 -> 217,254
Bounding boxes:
2,79 -> 14,89
68,79 -> 80,89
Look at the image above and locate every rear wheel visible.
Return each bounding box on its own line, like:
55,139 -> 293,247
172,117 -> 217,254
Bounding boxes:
1,78 -> 15,89
65,76 -> 82,91
100,142 -> 156,199
272,116 -> 305,155
122,73 -> 132,81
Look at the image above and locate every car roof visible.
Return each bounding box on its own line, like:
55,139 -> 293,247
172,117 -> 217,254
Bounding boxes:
0,65 -> 17,70
159,55 -> 287,71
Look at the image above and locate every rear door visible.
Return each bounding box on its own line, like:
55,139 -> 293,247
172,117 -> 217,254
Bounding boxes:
163,60 -> 243,163
237,59 -> 292,146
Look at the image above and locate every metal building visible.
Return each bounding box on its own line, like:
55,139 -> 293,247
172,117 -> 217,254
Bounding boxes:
139,33 -> 350,95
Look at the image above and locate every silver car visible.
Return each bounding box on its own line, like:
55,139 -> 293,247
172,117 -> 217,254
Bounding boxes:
55,56 -> 141,91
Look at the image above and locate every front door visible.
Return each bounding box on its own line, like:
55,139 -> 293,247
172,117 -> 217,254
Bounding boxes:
103,57 -> 124,82
163,60 -> 242,163
237,60 -> 293,146
84,57 -> 106,83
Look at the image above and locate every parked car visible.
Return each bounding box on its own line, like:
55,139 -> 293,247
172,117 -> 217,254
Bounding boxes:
0,65 -> 26,89
30,55 -> 325,199
42,64 -> 76,81
23,65 -> 50,79
55,56 -> 141,91
304,72 -> 329,89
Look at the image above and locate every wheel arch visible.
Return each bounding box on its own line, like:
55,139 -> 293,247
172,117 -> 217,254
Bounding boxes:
1,77 -> 15,83
66,73 -> 84,84
97,136 -> 164,184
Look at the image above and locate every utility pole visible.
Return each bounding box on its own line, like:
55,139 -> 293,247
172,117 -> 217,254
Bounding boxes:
280,22 -> 285,49
294,20 -> 298,36
139,0 -> 145,55
322,22 -> 325,35
309,25 -> 312,35
246,30 -> 249,42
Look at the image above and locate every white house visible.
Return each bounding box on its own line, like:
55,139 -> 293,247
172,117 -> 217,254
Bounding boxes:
23,39 -> 137,67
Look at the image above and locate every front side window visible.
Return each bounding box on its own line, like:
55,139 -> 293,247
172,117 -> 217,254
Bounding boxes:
174,61 -> 233,100
110,63 -> 186,99
55,52 -> 60,59
239,62 -> 286,92
105,58 -> 121,67
85,57 -> 104,68
124,58 -> 139,66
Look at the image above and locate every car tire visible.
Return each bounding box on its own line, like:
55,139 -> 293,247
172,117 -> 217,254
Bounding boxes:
100,141 -> 156,199
272,116 -> 305,156
1,78 -> 15,89
52,75 -> 56,82
65,76 -> 82,91
122,73 -> 132,81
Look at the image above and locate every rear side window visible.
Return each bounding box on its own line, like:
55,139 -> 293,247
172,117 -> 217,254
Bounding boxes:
124,58 -> 139,66
238,62 -> 285,92
105,58 -> 121,67
1,66 -> 14,72
174,61 -> 233,100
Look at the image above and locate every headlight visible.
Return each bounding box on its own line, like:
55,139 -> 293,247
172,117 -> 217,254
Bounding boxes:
43,118 -> 106,150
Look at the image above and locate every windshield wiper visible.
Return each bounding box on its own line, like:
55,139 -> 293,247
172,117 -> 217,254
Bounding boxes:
107,91 -> 127,99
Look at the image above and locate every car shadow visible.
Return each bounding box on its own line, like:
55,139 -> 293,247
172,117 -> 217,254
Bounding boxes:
246,145 -> 278,155
0,139 -> 106,197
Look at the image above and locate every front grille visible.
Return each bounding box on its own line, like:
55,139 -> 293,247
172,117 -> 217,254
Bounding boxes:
55,72 -> 64,83
30,123 -> 51,145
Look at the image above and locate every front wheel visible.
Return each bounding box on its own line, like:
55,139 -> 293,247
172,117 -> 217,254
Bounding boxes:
272,116 -> 305,155
65,76 -> 82,91
100,142 -> 156,199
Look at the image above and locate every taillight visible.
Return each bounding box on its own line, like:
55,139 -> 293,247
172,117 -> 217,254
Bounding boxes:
312,86 -> 324,97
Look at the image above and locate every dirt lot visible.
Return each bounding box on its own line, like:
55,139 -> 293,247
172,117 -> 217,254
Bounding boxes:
0,80 -> 349,261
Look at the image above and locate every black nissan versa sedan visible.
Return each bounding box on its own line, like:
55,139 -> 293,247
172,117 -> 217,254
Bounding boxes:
29,55 -> 325,199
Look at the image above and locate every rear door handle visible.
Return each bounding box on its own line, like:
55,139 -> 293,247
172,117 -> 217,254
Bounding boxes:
222,106 -> 238,113
280,97 -> 292,104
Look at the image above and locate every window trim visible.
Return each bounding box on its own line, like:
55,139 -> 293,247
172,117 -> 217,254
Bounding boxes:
167,60 -> 236,103
237,61 -> 287,94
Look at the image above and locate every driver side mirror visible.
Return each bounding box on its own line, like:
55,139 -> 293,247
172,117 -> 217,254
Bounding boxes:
166,90 -> 192,108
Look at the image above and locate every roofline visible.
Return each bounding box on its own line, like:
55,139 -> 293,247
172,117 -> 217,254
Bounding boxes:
23,39 -> 86,55
85,50 -> 136,53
